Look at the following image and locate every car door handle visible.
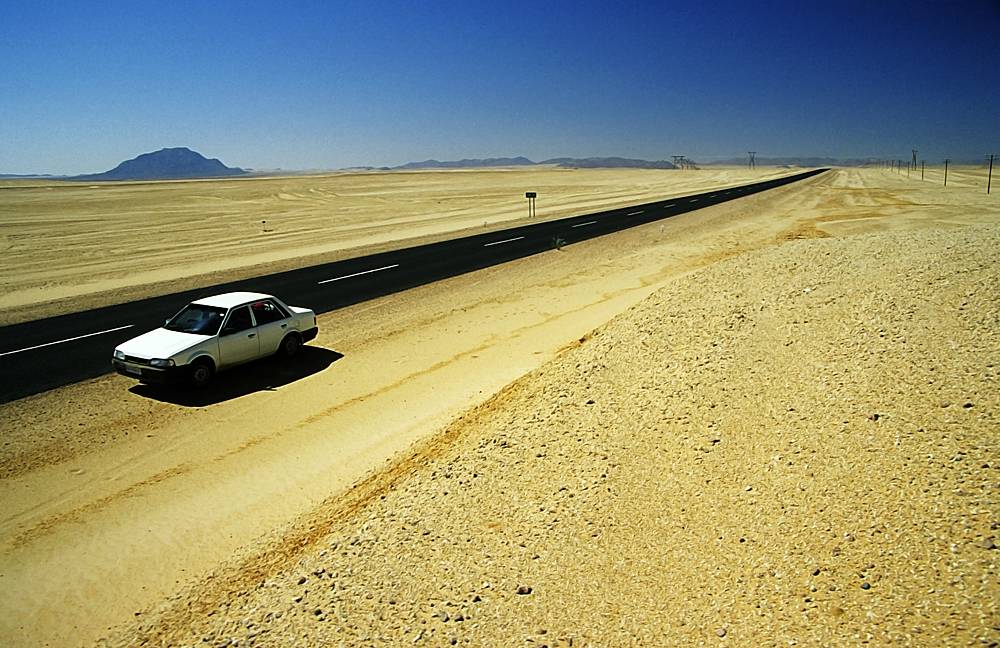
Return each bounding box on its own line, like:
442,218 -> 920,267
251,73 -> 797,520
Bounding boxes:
248,333 -> 256,338
281,324 -> 287,328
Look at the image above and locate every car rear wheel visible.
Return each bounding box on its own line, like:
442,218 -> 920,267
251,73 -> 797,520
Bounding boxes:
189,359 -> 214,389
279,334 -> 301,358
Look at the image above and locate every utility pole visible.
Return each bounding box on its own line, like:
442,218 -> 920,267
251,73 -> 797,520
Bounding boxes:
672,156 -> 695,170
748,151 -> 756,170
921,160 -> 925,181
912,150 -> 918,171
988,154 -> 995,194
943,159 -> 950,186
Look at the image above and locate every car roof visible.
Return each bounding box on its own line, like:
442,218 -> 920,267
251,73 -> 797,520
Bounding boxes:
190,292 -> 274,309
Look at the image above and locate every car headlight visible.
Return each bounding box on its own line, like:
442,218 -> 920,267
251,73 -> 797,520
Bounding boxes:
149,358 -> 175,368
114,350 -> 125,360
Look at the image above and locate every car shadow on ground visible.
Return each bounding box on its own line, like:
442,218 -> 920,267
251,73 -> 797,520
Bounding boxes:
130,346 -> 344,407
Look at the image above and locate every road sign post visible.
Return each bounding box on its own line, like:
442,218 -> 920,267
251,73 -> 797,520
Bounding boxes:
526,192 -> 537,218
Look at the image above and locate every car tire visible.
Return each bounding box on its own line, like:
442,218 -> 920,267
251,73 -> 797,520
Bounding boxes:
189,359 -> 214,389
279,334 -> 301,358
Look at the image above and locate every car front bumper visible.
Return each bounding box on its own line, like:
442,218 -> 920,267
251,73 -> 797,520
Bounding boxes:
112,359 -> 185,385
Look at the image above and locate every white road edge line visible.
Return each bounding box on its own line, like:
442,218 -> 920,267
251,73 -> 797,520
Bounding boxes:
484,236 -> 525,247
572,221 -> 597,228
318,264 -> 399,284
0,324 -> 135,358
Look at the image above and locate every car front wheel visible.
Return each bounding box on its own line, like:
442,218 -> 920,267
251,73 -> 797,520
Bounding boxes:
189,359 -> 214,389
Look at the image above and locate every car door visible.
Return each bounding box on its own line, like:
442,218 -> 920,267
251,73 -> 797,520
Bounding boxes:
251,299 -> 292,356
217,305 -> 259,367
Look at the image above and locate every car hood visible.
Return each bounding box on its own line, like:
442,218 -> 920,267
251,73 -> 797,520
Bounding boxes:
116,328 -> 209,359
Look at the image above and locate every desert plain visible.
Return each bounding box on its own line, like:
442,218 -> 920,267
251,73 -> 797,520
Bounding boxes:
0,164 -> 998,647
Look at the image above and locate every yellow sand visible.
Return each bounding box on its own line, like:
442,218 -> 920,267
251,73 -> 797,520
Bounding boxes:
0,166 -> 997,647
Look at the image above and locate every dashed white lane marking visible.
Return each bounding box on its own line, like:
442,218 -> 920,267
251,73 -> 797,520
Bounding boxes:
627,210 -> 644,216
572,221 -> 598,228
1,324 -> 135,357
318,264 -> 399,284
484,236 -> 525,247
663,204 -> 676,208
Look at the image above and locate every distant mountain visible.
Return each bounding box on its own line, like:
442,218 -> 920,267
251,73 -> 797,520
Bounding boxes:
73,147 -> 247,181
392,156 -> 677,170
704,156 -> 876,168
543,157 -> 678,170
395,157 -> 536,170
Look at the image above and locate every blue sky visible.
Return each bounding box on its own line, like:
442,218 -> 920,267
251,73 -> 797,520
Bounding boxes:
1,0 -> 998,175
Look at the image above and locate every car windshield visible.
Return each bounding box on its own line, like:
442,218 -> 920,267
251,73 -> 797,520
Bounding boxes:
164,304 -> 227,335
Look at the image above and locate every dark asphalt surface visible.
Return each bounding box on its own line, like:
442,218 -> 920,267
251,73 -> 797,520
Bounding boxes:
0,168 -> 826,403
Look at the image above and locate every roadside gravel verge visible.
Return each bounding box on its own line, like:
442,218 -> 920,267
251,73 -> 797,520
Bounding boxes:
109,223 -> 999,647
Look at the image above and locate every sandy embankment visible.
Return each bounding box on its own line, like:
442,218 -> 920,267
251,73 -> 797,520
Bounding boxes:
105,217 -> 1000,647
1,166 -> 998,647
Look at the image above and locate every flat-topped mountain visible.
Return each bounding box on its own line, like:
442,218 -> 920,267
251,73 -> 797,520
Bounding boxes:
75,148 -> 246,181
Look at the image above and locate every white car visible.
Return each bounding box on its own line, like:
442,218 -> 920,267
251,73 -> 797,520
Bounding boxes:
112,292 -> 318,388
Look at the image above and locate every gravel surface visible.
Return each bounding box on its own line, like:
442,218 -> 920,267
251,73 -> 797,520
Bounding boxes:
102,223 -> 999,647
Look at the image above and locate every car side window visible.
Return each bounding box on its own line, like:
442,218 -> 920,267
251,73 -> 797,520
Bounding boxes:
221,306 -> 254,335
251,300 -> 289,326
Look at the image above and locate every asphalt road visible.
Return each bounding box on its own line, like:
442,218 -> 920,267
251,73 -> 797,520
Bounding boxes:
0,168 -> 826,403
